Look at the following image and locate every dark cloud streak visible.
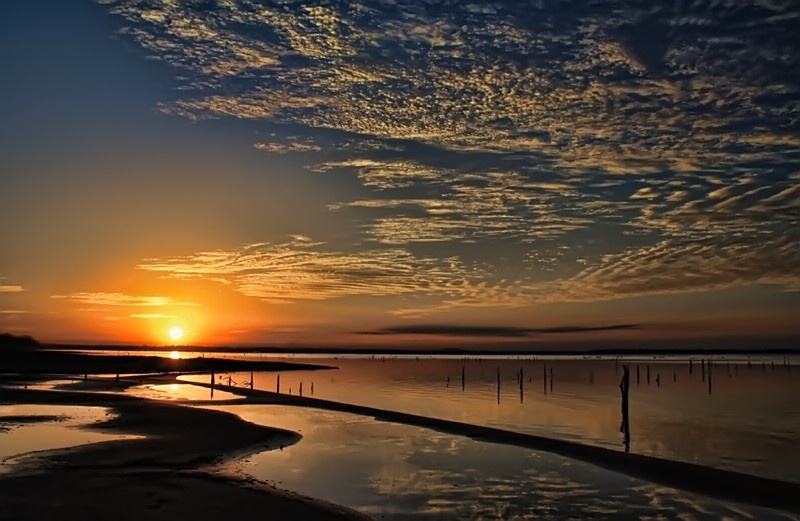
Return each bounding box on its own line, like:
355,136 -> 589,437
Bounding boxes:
359,324 -> 640,338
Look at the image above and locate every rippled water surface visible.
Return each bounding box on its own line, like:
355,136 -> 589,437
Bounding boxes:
179,355 -> 799,484
216,404 -> 797,521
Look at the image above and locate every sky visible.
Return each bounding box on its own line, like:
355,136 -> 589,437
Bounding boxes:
1,0 -> 798,349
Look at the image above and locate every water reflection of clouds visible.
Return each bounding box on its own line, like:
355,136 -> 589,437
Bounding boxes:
218,405 -> 793,520
202,358 -> 800,483
632,484 -> 799,521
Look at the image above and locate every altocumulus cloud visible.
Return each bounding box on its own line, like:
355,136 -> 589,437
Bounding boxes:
97,0 -> 799,311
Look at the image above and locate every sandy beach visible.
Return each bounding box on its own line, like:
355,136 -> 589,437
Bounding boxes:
0,387 -> 371,521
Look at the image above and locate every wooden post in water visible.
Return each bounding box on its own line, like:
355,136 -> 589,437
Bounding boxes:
656,374 -> 660,387
646,365 -> 650,385
116,373 -> 119,382
250,371 -> 254,390
620,365 -> 631,453
496,366 -> 500,405
708,361 -> 713,396
689,359 -> 693,375
461,365 -> 465,392
311,382 -> 314,395
519,367 -> 524,403
277,374 -> 281,393
549,366 -> 553,393
636,365 -> 640,385
299,382 -> 303,397
211,370 -> 215,386
701,360 -> 706,382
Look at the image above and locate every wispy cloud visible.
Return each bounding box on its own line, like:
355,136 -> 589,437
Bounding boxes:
138,236 -> 497,304
254,139 -> 322,154
51,292 -> 197,307
322,160 -> 590,244
0,284 -> 24,293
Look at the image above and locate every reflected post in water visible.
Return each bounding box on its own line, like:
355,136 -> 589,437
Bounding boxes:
542,363 -> 547,395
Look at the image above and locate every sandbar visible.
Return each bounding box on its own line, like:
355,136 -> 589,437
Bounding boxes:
0,387 -> 370,521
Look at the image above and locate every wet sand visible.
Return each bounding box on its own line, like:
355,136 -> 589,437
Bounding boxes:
0,414 -> 65,432
0,387 -> 370,521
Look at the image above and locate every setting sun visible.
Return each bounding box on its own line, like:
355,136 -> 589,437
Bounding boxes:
168,326 -> 183,342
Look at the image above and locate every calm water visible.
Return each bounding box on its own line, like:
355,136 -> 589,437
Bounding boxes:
175,355 -> 800,484
50,351 -> 800,517
216,404 -> 797,521
0,404 -> 136,472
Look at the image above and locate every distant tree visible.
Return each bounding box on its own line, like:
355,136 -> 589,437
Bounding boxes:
0,333 -> 41,350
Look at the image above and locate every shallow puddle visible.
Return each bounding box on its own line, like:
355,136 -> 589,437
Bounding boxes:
0,404 -> 138,472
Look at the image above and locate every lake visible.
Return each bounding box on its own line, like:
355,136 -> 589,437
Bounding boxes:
175,355 -> 800,485
213,404 -> 796,521
55,351 -> 800,518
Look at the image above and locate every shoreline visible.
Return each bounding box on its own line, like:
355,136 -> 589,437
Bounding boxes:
0,387 -> 370,521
